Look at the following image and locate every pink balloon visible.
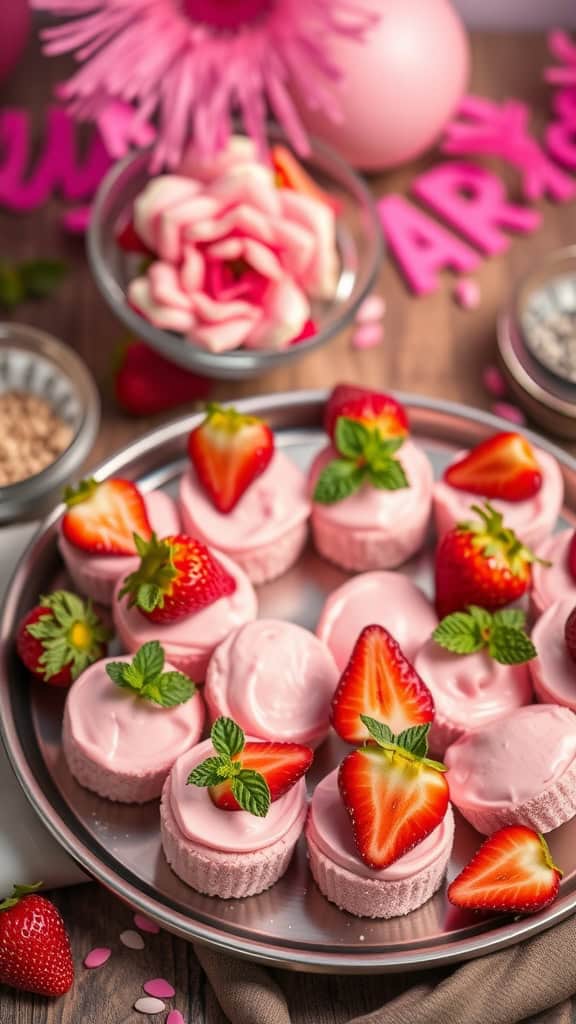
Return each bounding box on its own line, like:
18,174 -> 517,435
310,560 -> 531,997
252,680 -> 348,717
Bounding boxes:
0,0 -> 30,85
294,0 -> 470,171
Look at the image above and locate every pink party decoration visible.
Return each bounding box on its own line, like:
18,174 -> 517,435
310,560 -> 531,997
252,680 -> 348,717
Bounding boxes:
483,365 -> 508,399
412,163 -> 541,255
355,294 -> 386,324
492,401 -> 527,426
546,117 -> 576,169
546,29 -> 576,87
32,0 -> 377,170
378,195 -> 479,296
453,278 -> 481,310
0,0 -> 30,85
292,0 -> 469,171
143,979 -> 176,999
133,913 -> 160,934
167,1013 -> 185,1024
83,947 -> 112,969
351,322 -> 383,350
442,95 -> 575,203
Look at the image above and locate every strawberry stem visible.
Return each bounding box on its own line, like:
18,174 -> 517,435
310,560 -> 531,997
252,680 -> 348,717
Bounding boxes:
119,533 -> 177,612
0,881 -> 43,911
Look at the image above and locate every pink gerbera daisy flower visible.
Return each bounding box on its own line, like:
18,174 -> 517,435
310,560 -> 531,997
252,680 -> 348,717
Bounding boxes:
32,0 -> 377,169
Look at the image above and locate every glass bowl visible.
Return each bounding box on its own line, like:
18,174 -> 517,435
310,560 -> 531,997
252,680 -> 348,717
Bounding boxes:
88,131 -> 383,380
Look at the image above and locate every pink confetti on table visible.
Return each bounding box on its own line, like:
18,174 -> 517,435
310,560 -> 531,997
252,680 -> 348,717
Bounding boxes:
83,947 -> 111,969
143,978 -> 176,999
492,401 -> 526,426
120,929 -> 145,950
354,293 -> 386,324
453,278 -> 481,310
133,913 -> 160,934
482,364 -> 508,398
134,996 -> 166,1014
167,1012 -> 185,1024
351,322 -> 383,351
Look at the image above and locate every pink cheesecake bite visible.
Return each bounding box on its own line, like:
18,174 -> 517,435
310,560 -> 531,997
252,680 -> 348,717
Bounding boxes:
205,620 -> 338,747
445,704 -> 576,834
59,479 -> 180,605
160,718 -> 312,898
531,529 -> 576,618
181,405 -> 310,585
415,606 -> 535,755
316,571 -> 437,671
531,597 -> 576,710
434,433 -> 563,549
63,643 -> 204,803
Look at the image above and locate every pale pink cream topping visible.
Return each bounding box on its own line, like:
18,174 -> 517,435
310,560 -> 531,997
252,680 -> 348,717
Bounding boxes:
65,658 -> 204,772
179,450 -> 310,553
414,638 -> 532,730
532,530 -> 576,617
308,768 -> 454,880
206,619 -> 338,742
531,597 -> 576,707
316,571 -> 437,670
309,440 -> 433,528
168,739 -> 307,853
445,704 -> 576,807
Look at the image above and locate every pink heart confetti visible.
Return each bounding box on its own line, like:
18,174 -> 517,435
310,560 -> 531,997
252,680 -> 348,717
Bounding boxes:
354,293 -> 386,324
492,401 -> 527,426
482,364 -> 508,398
143,978 -> 176,999
134,996 -> 166,1014
167,1012 -> 186,1024
133,913 -> 160,934
351,322 -> 383,351
84,947 -> 112,969
120,929 -> 145,949
453,278 -> 481,310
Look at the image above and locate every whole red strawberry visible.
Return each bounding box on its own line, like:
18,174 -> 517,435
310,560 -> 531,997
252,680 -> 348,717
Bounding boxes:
0,882 -> 74,996
16,591 -> 109,687
435,503 -> 538,618
119,533 -> 236,623
114,341 -> 211,417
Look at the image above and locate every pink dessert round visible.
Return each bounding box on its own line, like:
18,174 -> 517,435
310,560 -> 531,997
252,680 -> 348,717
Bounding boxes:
306,769 -> 454,918
112,551 -> 257,680
59,491 -> 181,605
433,446 -> 563,549
445,704 -> 576,834
62,656 -> 205,803
160,739 -> 308,898
530,597 -> 576,710
531,530 -> 576,618
179,450 -> 310,585
309,440 -> 434,572
205,619 -> 338,747
316,571 -> 437,671
414,639 -> 533,755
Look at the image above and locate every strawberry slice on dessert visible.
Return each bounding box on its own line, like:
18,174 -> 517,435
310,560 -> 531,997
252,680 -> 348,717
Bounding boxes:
16,590 -> 109,687
62,477 -> 152,556
119,532 -> 236,623
338,716 -> 449,869
188,404 -> 274,513
331,625 -> 435,744
448,826 -> 562,913
324,384 -> 409,445
444,432 -> 542,502
188,716 -> 313,816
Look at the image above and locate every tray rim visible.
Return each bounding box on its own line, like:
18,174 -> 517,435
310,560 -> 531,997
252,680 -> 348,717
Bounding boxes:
2,388 -> 576,974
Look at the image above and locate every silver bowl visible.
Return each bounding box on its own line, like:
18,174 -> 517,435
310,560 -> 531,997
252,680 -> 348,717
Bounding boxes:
88,132 -> 383,380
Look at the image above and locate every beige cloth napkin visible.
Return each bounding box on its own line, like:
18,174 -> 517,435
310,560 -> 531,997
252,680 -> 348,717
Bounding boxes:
194,913 -> 576,1024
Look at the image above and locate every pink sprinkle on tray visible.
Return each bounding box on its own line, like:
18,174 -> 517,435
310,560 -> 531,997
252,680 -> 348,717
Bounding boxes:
454,278 -> 481,310
482,364 -> 508,399
355,293 -> 386,324
120,929 -> 145,950
351,322 -> 383,351
144,978 -> 176,999
492,401 -> 527,426
84,947 -> 111,969
134,913 -> 160,934
167,1012 -> 185,1024
134,996 -> 165,1014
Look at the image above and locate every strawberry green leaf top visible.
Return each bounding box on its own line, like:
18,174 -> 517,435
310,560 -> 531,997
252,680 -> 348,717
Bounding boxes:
433,605 -> 537,665
19,591 -> 109,685
359,714 -> 446,772
313,417 -> 408,505
0,881 -> 43,912
106,641 -> 195,707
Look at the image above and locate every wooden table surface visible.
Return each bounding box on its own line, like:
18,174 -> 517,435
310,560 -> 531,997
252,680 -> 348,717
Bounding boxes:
2,27 -> 576,1024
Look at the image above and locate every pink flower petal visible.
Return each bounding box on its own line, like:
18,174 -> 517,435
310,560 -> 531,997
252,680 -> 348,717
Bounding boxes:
158,195 -> 221,262
192,291 -> 256,323
128,278 -> 195,333
492,401 -> 527,426
482,364 -> 508,398
279,190 -> 337,299
120,929 -> 145,950
192,316 -> 259,353
133,914 -> 160,934
453,278 -> 481,310
212,165 -> 280,217
84,947 -> 112,969
179,135 -> 257,182
133,177 -> 200,251
273,218 -> 316,280
167,1012 -> 185,1024
355,293 -> 386,324
148,262 -> 192,311
351,322 -> 383,350
181,247 -> 205,293
144,979 -> 176,999
244,278 -> 309,350
134,996 -> 165,1014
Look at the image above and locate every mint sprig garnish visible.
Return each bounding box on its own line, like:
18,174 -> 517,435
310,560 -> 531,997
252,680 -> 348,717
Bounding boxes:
313,416 -> 408,504
106,641 -> 195,707
360,715 -> 446,772
0,259 -> 67,310
432,605 -> 536,665
187,716 -> 271,817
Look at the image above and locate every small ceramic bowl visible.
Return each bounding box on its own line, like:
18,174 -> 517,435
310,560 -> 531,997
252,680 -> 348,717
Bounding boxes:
88,131 -> 383,380
0,323 -> 100,523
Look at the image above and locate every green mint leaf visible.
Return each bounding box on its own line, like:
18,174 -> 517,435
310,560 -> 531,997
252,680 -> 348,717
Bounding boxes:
467,605 -> 493,632
432,611 -> 485,655
359,715 -> 395,747
187,756 -> 226,788
211,716 -> 245,759
18,259 -> 67,299
488,626 -> 537,665
132,640 -> 165,686
366,460 -> 408,491
0,263 -> 25,309
395,723 -> 430,758
492,608 -> 526,631
364,432 -> 404,463
313,459 -> 366,504
106,661 -> 131,687
231,770 -> 271,817
334,417 -> 371,459
142,671 -> 194,707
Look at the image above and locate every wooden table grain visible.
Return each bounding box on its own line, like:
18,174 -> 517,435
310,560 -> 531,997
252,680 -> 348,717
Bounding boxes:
1,28 -> 576,1024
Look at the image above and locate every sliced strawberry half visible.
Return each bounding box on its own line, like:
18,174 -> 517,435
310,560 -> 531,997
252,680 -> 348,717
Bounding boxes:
209,741 -> 314,811
188,404 -> 274,513
448,826 -> 562,913
444,432 -> 542,502
338,741 -> 449,869
330,625 -> 435,744
271,144 -> 340,211
324,384 -> 409,445
62,477 -> 152,556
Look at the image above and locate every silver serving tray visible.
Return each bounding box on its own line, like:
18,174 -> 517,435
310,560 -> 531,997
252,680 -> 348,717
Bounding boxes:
2,390 -> 576,974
